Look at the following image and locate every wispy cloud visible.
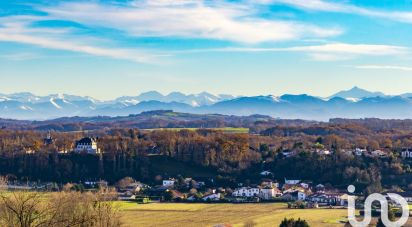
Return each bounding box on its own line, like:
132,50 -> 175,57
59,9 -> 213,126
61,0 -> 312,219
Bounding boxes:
0,52 -> 41,61
39,0 -> 342,44
356,65 -> 412,71
172,43 -> 408,61
0,18 -> 156,63
307,53 -> 352,61
0,0 -> 409,63
259,0 -> 412,24
288,43 -> 408,55
0,33 -> 155,63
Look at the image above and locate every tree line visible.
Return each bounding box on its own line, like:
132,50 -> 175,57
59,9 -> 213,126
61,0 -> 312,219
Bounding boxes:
0,124 -> 412,192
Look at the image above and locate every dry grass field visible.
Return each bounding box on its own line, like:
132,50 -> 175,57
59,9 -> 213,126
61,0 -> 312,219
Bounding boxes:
116,202 -> 349,227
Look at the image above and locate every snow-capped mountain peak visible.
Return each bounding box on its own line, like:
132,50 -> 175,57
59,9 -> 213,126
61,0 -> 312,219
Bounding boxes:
2,88 -> 412,120
345,97 -> 360,102
49,98 -> 62,109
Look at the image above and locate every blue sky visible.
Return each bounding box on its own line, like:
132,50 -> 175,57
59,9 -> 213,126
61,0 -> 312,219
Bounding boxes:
1,0 -> 412,100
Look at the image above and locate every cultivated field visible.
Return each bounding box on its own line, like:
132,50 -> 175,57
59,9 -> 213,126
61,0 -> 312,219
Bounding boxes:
116,202 -> 349,227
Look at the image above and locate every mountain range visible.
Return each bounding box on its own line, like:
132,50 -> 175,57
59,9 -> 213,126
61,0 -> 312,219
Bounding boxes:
2,87 -> 412,121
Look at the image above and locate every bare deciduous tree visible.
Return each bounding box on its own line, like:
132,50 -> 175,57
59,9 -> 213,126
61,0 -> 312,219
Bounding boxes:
0,190 -> 122,227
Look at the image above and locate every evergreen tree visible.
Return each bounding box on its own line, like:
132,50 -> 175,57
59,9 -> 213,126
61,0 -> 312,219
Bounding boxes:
279,218 -> 310,227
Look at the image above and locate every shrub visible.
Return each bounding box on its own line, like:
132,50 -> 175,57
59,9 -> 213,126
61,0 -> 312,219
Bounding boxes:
279,218 -> 310,227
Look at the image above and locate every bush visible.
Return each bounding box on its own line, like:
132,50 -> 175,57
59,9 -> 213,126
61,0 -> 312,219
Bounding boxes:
279,218 -> 310,227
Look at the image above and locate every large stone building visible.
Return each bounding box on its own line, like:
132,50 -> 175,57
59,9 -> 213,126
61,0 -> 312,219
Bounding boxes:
74,137 -> 100,154
401,148 -> 412,158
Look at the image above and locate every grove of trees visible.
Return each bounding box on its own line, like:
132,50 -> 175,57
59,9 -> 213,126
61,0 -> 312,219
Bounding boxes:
1,118 -> 412,193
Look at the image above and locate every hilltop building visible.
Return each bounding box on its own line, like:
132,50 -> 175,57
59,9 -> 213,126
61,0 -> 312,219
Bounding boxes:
43,131 -> 55,146
401,148 -> 412,158
74,137 -> 100,154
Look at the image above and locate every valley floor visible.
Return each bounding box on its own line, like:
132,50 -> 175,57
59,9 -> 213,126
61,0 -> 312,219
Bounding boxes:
116,202 -> 349,227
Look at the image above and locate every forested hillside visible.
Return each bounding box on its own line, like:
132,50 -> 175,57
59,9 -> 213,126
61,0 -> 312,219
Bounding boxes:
1,113 -> 412,194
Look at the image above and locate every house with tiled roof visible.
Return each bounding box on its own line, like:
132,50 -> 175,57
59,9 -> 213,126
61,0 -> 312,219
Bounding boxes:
232,187 -> 260,197
281,191 -> 307,201
307,192 -> 349,206
259,186 -> 282,200
202,193 -> 221,201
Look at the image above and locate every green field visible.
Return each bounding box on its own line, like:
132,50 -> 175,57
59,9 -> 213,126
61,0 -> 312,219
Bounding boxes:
116,202 -> 349,227
142,127 -> 249,134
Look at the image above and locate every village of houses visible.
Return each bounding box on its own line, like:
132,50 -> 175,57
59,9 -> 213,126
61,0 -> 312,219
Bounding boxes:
5,172 -> 412,210
13,134 -> 412,209
1,174 -> 355,208
138,176 -> 354,208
